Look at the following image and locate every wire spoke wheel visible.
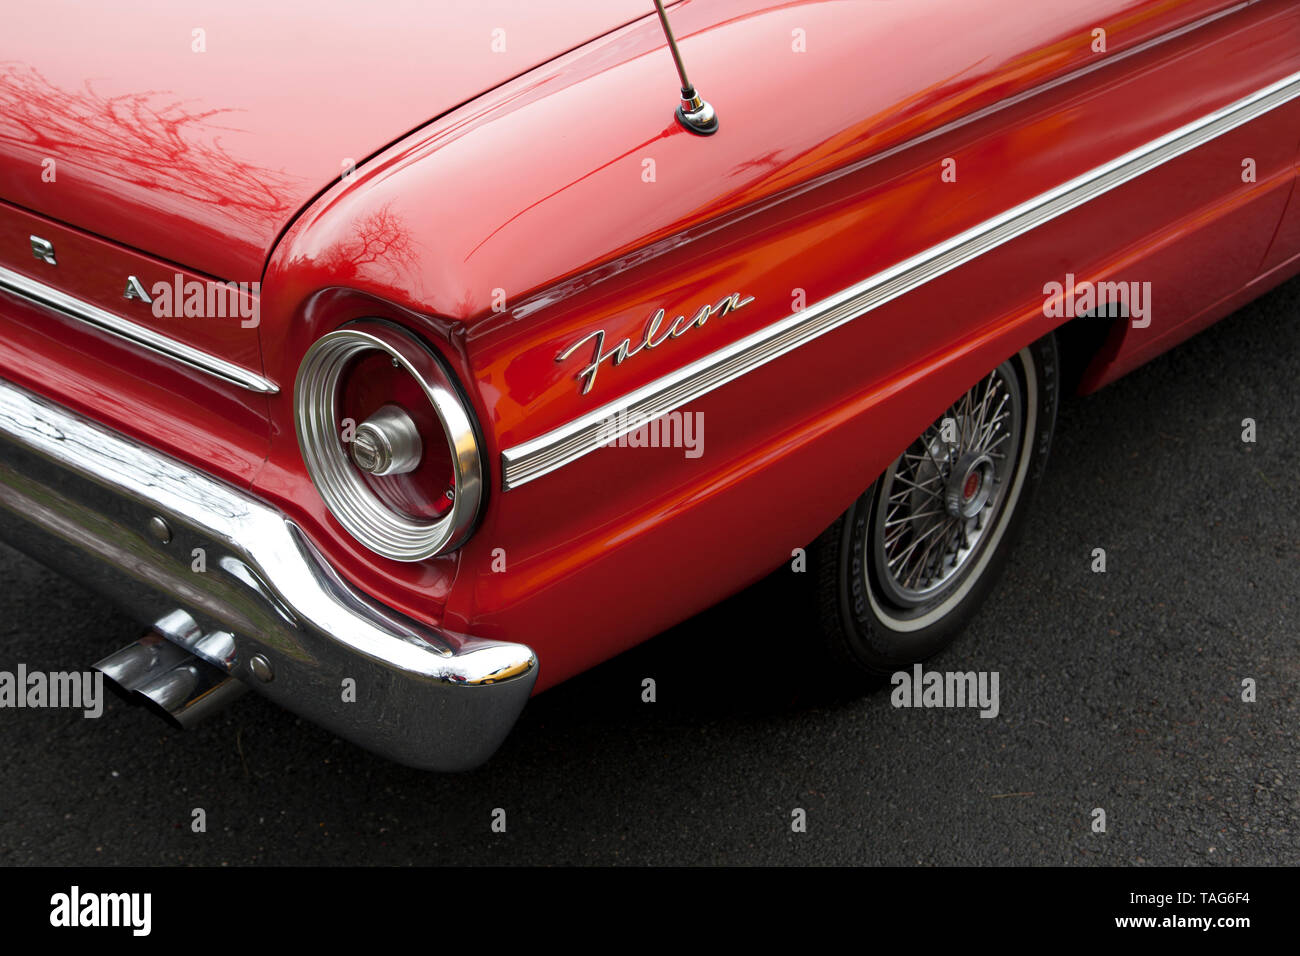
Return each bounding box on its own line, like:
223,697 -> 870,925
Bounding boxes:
798,338 -> 1056,681
867,356 -> 1030,620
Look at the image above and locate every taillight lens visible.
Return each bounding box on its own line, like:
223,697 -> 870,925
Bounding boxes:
294,322 -> 482,561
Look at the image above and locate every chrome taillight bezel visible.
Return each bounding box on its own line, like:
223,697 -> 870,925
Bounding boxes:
294,322 -> 482,562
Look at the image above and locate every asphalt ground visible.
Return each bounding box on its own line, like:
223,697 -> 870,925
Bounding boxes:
0,276 -> 1296,866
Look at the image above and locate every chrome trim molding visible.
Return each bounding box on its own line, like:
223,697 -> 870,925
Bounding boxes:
0,376 -> 535,770
501,69 -> 1300,490
0,264 -> 278,394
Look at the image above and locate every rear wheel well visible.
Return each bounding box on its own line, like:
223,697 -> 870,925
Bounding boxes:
1054,312 -> 1125,395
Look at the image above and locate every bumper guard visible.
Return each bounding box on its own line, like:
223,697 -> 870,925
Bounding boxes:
0,377 -> 537,770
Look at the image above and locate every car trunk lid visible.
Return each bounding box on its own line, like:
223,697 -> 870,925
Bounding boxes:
0,0 -> 657,282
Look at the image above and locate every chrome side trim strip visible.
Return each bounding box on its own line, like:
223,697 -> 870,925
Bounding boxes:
0,264 -> 278,394
502,69 -> 1300,490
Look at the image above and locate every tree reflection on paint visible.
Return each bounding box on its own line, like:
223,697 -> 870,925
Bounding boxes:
313,202 -> 421,290
0,61 -> 299,235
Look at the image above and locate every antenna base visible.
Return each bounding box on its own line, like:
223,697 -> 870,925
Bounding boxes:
676,87 -> 718,136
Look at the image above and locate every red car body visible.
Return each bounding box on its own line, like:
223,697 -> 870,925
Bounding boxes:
1,0 -> 1298,767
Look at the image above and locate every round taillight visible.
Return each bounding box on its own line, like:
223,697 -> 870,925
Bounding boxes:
294,322 -> 482,561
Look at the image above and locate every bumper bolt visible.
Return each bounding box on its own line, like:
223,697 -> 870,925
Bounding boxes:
147,515 -> 172,544
249,654 -> 274,683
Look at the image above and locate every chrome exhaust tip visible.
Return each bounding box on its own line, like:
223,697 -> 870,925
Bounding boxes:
93,632 -> 190,696
93,614 -> 247,729
132,660 -> 247,729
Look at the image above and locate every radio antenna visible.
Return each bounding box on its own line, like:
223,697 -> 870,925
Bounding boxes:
651,0 -> 718,136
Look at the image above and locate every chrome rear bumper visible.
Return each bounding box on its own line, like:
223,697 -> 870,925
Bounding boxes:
0,377 -> 537,770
